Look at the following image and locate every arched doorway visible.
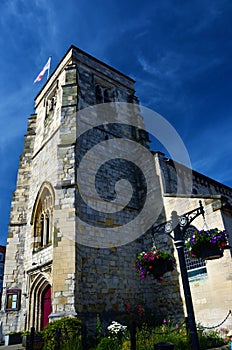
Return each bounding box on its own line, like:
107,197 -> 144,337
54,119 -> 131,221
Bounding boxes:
28,273 -> 52,331
41,285 -> 52,329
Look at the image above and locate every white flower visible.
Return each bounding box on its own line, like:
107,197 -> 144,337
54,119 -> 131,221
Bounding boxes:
107,321 -> 127,335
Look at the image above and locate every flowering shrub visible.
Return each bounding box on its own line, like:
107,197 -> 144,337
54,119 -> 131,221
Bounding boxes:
134,246 -> 175,279
107,321 -> 127,340
185,228 -> 229,258
96,318 -> 228,350
160,318 -> 184,335
96,321 -> 127,349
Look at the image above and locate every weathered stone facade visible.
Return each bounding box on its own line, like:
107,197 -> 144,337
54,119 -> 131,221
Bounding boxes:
0,46 -> 183,334
1,46 -> 231,336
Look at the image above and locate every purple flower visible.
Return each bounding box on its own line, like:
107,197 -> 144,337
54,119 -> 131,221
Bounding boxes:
211,236 -> 217,244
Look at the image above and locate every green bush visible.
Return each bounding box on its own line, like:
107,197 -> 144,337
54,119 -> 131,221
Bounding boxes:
121,340 -> 130,350
41,316 -> 228,350
151,331 -> 190,350
42,317 -> 82,350
96,337 -> 121,350
134,320 -> 227,350
60,337 -> 82,350
198,329 -> 227,349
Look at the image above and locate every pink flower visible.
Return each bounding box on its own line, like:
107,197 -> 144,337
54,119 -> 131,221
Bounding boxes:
125,300 -> 131,313
137,304 -> 144,316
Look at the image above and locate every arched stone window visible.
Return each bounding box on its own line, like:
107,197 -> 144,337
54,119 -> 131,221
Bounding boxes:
95,84 -> 113,104
31,183 -> 54,250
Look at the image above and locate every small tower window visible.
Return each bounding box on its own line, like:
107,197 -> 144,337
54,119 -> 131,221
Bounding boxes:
103,89 -> 111,103
95,83 -> 113,104
95,85 -> 103,104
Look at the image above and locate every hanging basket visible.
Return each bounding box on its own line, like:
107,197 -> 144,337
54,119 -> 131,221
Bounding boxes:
134,247 -> 176,280
149,258 -> 175,278
185,228 -> 228,260
198,242 -> 223,260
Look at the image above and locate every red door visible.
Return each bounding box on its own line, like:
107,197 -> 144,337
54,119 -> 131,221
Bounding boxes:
41,286 -> 51,329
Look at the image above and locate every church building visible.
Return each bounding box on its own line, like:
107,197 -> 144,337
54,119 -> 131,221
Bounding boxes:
1,45 -> 231,334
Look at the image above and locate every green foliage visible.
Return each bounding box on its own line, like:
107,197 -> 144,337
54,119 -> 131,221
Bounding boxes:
85,336 -> 99,350
60,337 -> 82,350
134,320 -> 227,350
136,323 -> 151,345
198,329 -> 227,349
40,316 -> 227,350
42,317 -> 82,350
96,314 -> 103,341
96,337 -> 120,350
185,228 -> 228,258
151,330 -> 190,350
131,320 -> 188,350
21,330 -> 31,336
121,340 -> 130,350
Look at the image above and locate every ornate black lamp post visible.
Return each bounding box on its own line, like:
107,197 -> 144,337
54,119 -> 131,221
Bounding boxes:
153,201 -> 205,350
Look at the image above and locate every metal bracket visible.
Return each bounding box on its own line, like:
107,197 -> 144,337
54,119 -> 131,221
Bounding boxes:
152,200 -> 205,240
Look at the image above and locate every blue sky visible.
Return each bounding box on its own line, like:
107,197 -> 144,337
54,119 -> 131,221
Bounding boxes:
0,0 -> 232,245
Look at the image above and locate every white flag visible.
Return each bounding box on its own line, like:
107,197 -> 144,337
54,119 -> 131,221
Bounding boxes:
34,57 -> 51,84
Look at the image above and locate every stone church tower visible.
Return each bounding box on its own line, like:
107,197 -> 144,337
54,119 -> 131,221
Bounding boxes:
1,46 -> 182,334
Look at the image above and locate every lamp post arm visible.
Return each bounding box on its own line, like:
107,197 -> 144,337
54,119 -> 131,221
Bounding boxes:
152,201 -> 205,238
152,220 -> 174,240
179,201 -> 205,231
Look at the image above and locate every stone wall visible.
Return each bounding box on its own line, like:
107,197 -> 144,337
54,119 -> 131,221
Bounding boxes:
156,151 -> 232,330
158,151 -> 232,205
